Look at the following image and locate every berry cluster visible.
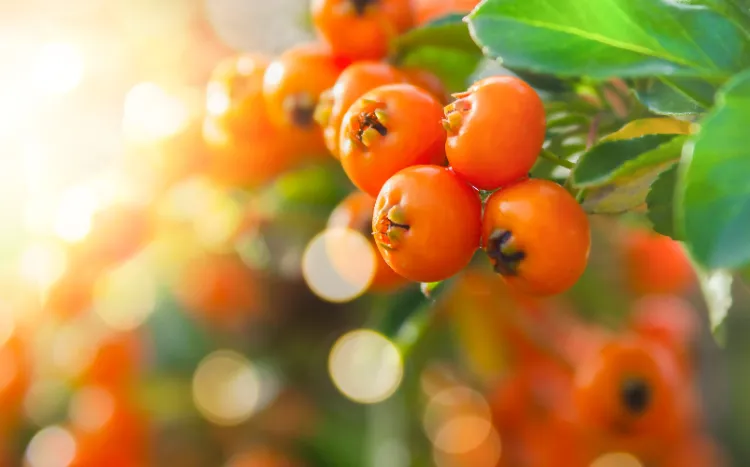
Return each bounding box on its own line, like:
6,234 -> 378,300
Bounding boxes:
442,270 -> 721,467
346,75 -> 590,294
203,0 -> 592,296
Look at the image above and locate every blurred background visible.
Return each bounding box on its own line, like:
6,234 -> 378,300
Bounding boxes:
0,0 -> 749,466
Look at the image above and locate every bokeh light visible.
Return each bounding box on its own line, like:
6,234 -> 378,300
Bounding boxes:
25,425 -> 77,467
23,380 -> 70,427
92,252 -> 157,331
31,42 -> 85,95
590,452 -> 644,467
19,241 -> 68,292
68,386 -> 115,432
423,386 -> 494,455
432,428 -> 502,467
192,350 -> 266,426
122,83 -> 192,144
53,185 -> 101,242
302,228 -> 377,303
328,329 -> 403,404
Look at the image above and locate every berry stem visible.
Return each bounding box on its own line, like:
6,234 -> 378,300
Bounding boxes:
540,149 -> 575,169
394,302 -> 433,358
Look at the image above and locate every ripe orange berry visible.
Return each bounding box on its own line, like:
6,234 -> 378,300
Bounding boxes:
206,53 -> 271,135
311,0 -> 413,61
315,62 -> 405,158
340,84 -> 446,197
444,76 -> 546,190
481,179 -> 590,296
262,43 -> 348,156
574,335 -> 691,457
621,228 -> 695,296
328,191 -> 408,291
372,165 -> 481,282
204,54 -> 306,186
412,0 -> 480,26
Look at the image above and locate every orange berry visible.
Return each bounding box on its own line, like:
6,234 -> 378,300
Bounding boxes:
574,335 -> 693,458
372,165 -> 481,282
262,43 -> 348,155
204,54 -> 306,186
445,76 -> 546,190
340,83 -> 446,197
328,191 -> 408,291
311,0 -> 413,61
315,61 -> 405,158
481,179 -> 590,296
621,228 -> 695,296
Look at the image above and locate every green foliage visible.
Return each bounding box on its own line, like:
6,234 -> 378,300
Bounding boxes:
646,165 -> 679,239
632,77 -> 714,116
394,14 -> 483,92
572,135 -> 685,214
467,0 -> 750,79
678,70 -> 750,270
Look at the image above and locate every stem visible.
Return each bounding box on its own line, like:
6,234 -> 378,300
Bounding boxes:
540,149 -> 575,169
394,303 -> 433,358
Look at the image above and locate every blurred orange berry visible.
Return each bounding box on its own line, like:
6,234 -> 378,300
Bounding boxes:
328,191 -> 408,292
174,254 -> 259,329
621,229 -> 695,296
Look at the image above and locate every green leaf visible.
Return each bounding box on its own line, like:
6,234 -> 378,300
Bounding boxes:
399,47 -> 482,93
395,13 -> 483,92
632,77 -> 716,116
467,0 -> 750,79
678,69 -> 750,270
646,165 -> 680,239
574,135 -> 687,214
573,134 -> 685,188
395,13 -> 477,52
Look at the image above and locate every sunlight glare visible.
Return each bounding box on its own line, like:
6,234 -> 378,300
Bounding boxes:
122,82 -> 191,144
54,185 -> 101,242
19,241 -> 68,291
31,42 -> 84,95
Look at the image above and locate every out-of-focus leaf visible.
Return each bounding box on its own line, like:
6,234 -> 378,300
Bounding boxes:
678,69 -> 750,270
394,13 -> 482,92
632,77 -> 716,116
646,165 -> 679,239
395,13 -> 478,52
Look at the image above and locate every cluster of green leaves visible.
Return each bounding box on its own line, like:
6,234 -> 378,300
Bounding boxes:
395,0 -> 750,331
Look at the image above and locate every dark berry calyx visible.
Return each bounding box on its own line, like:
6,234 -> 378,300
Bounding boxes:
351,0 -> 378,16
486,229 -> 526,276
620,377 -> 651,415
